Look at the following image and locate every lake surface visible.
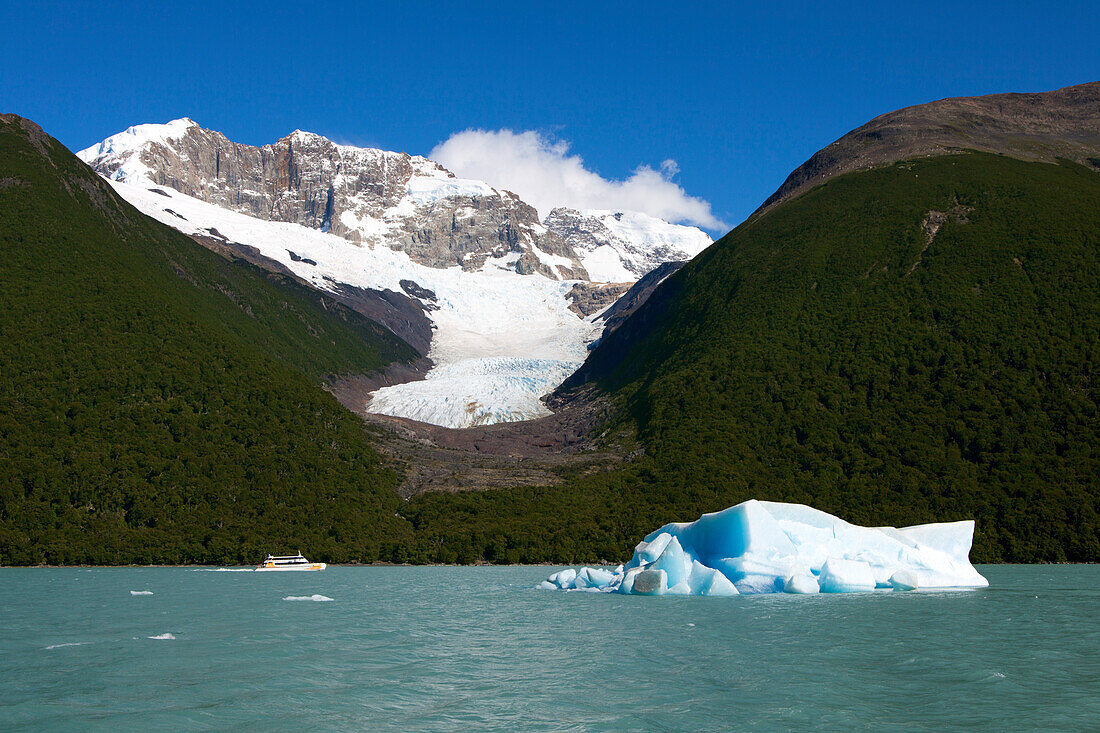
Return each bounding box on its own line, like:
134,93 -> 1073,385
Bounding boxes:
1,565 -> 1097,731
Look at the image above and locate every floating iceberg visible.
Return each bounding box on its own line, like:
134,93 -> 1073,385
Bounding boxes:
540,500 -> 988,596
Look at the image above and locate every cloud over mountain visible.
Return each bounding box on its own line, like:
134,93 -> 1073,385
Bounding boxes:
431,129 -> 726,231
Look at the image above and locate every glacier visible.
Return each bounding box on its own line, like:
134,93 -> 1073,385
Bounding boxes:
541,500 -> 989,596
87,178 -> 601,428
76,121 -> 715,429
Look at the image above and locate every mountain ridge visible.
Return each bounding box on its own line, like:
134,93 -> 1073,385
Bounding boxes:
755,80 -> 1100,216
78,119 -> 711,283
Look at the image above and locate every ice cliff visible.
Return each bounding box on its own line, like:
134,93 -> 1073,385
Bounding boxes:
540,500 -> 989,595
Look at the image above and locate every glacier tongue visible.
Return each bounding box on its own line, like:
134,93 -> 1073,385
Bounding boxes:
541,500 -> 989,596
366,356 -> 581,427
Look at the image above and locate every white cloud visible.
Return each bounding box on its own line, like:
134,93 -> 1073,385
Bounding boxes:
430,129 -> 726,231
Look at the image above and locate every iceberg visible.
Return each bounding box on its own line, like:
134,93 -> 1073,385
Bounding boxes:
540,500 -> 988,596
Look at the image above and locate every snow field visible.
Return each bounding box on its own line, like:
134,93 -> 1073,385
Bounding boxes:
99,179 -> 600,428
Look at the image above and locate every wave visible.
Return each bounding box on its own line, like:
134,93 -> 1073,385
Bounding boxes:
283,594 -> 333,602
44,642 -> 87,650
130,590 -> 154,595
148,633 -> 176,640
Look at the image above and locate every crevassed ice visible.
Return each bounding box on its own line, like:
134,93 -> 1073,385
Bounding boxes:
539,500 -> 989,596
367,357 -> 579,426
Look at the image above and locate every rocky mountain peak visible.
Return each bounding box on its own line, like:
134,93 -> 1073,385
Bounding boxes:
79,120 -> 588,279
78,120 -> 715,285
543,206 -> 711,282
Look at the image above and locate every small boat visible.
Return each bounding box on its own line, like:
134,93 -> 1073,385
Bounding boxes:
255,552 -> 326,572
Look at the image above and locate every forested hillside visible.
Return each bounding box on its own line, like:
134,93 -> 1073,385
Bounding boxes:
0,115 -> 417,564
405,153 -> 1099,564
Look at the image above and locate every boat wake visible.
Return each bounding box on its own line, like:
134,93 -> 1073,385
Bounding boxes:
191,568 -> 254,572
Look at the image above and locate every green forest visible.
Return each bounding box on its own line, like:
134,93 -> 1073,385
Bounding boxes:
0,117 -> 416,564
1,117 -> 1096,566
403,153 -> 1099,565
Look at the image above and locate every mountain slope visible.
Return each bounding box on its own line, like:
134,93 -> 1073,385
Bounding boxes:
757,80 -> 1100,215
558,152 -> 1100,562
400,85 -> 1100,564
0,114 -> 419,564
78,119 -> 588,279
544,207 -> 711,282
76,120 -> 712,427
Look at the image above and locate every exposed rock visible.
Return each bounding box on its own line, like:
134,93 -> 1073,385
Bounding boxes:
905,205 -> 974,277
325,357 -> 434,413
286,250 -> 317,266
79,120 -> 589,279
545,207 -> 711,281
190,231 -> 434,357
596,260 -> 687,338
566,281 -> 632,317
358,385 -> 625,497
756,81 -> 1100,217
399,279 -> 438,309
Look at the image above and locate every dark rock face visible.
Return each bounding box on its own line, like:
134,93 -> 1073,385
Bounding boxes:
190,231 -> 434,358
554,261 -> 687,394
326,282 -> 435,357
595,260 -> 686,337
756,81 -> 1100,216
565,281 -> 632,317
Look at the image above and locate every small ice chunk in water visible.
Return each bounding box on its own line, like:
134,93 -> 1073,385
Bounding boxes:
783,568 -> 820,594
889,570 -> 919,591
580,567 -> 615,588
549,568 -> 577,589
699,569 -> 739,597
540,499 -> 988,597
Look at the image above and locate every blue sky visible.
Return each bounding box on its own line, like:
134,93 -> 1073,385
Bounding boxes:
3,1 -> 1097,232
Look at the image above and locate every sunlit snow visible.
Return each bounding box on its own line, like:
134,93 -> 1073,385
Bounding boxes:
572,209 -> 712,283
98,179 -> 600,428
76,118 -> 198,183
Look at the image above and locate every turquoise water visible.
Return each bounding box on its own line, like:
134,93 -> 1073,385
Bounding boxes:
1,565 -> 1097,731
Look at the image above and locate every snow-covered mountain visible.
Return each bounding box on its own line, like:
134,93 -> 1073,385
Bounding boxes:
79,118 -> 586,280
78,120 -> 712,428
544,207 -> 711,282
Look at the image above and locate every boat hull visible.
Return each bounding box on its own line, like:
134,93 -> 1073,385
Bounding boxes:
255,563 -> 327,572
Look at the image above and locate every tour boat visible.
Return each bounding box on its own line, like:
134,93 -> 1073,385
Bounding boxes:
255,552 -> 326,571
